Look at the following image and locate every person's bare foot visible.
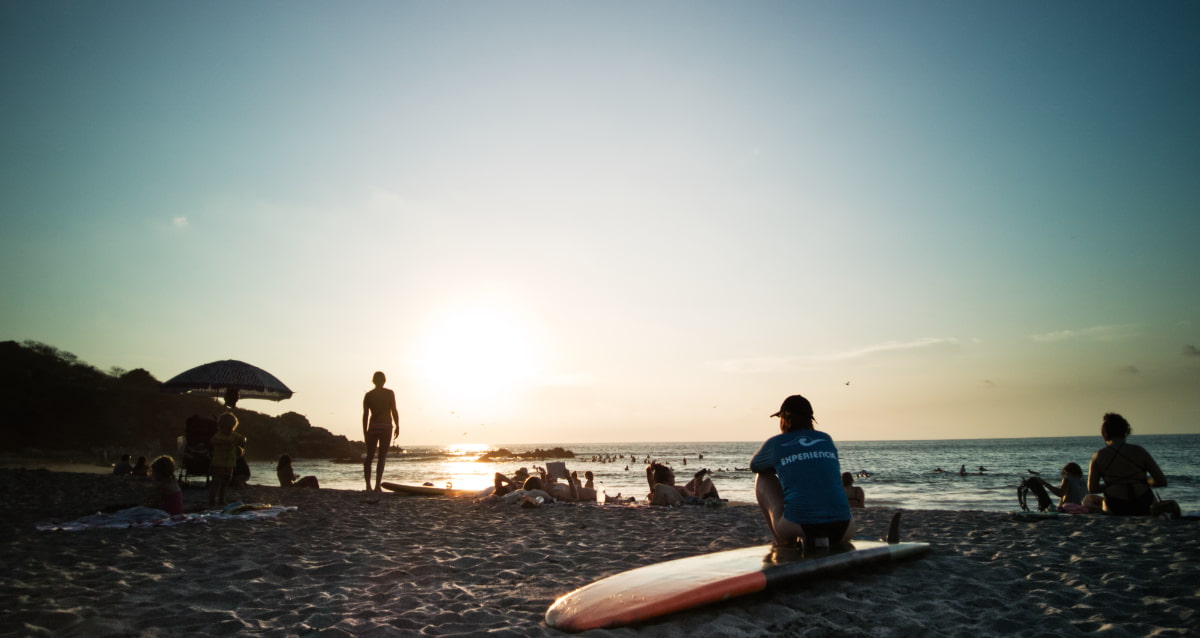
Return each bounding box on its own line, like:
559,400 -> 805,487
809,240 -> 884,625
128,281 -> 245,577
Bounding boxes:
763,545 -> 804,564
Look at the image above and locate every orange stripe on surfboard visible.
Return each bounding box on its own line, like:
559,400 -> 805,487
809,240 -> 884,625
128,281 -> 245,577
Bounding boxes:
548,570 -> 768,632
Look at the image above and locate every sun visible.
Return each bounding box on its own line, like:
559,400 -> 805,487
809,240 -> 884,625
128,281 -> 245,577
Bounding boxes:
413,301 -> 539,407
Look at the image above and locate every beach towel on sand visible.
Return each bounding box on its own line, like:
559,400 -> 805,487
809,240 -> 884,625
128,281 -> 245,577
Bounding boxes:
36,503 -> 297,532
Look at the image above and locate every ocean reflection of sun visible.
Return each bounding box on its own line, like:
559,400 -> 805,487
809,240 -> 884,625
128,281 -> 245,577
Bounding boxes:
413,303 -> 540,410
440,443 -> 497,491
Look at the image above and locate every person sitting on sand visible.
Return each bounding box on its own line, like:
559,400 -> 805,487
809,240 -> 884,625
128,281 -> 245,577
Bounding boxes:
146,455 -> 183,516
646,462 -> 684,506
277,454 -> 320,489
112,454 -> 133,477
842,472 -> 865,508
684,469 -> 720,500
130,456 -> 150,478
578,471 -> 598,501
751,394 -> 855,554
209,412 -> 247,508
230,447 -> 251,490
1037,462 -> 1086,509
1087,413 -> 1168,516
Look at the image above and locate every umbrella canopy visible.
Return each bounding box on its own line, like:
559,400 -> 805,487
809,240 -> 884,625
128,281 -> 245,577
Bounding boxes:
161,360 -> 293,407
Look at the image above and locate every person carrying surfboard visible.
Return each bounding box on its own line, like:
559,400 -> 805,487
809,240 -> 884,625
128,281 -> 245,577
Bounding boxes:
750,394 -> 855,556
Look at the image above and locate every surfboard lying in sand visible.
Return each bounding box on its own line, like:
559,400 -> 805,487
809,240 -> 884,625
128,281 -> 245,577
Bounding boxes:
380,482 -> 477,497
545,539 -> 930,632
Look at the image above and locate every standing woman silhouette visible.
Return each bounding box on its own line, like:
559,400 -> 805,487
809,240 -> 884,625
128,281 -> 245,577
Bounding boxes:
362,371 -> 399,492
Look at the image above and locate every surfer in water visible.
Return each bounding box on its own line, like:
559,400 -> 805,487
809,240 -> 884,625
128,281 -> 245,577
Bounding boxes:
751,394 -> 855,556
362,371 -> 399,492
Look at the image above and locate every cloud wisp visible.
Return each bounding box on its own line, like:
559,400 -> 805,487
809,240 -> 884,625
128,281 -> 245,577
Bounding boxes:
813,337 -> 961,362
1030,325 -> 1136,343
708,337 -> 960,375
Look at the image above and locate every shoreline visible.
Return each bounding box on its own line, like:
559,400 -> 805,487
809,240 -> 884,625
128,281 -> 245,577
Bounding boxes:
3,469 -> 1198,636
0,456 -> 113,475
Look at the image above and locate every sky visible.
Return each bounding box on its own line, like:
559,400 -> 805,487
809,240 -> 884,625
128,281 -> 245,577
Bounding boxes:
2,2 -> 1198,446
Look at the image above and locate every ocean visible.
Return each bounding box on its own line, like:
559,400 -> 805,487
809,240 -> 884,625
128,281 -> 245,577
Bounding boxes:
247,434 -> 1200,513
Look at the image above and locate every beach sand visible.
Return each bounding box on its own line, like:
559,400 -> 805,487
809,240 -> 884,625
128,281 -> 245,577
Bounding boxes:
1,468 -> 1197,637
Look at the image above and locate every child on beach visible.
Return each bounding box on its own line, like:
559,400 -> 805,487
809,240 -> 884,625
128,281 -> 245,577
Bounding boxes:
277,454 -> 320,489
146,455 -> 183,516
1038,462 -> 1087,510
131,456 -> 150,478
209,412 -> 247,508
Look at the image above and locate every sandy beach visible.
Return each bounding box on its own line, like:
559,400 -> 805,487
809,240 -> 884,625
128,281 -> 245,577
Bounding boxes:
2,468 -> 1197,637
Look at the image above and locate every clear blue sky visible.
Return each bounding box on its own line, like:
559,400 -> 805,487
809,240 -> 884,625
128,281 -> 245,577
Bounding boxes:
3,2 -> 1198,445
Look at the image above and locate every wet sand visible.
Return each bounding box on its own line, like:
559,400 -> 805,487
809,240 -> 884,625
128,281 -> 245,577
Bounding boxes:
2,468 -> 1197,636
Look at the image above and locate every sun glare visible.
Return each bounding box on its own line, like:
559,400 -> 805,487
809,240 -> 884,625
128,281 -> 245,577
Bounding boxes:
413,302 -> 539,408
447,443 -> 490,455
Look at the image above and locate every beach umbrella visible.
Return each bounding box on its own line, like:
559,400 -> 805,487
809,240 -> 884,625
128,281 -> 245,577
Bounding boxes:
160,359 -> 293,408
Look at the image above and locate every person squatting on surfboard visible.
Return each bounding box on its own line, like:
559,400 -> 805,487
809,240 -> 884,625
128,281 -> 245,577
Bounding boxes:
751,394 -> 855,556
362,371 -> 399,492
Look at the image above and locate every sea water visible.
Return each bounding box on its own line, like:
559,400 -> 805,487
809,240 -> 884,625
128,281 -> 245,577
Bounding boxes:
247,434 -> 1200,513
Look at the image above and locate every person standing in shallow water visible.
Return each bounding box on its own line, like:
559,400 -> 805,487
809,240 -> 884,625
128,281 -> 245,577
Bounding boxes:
362,371 -> 399,492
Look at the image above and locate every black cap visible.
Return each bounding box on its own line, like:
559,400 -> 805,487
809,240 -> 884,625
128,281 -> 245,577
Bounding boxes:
770,394 -> 813,419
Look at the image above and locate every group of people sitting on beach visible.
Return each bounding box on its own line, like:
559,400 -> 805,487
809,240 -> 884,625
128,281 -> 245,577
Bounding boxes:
114,411 -> 324,519
486,465 -> 600,507
749,395 -> 1176,559
1024,413 -> 1171,516
112,454 -> 151,478
645,462 -> 722,506
111,453 -> 186,516
481,460 -> 729,508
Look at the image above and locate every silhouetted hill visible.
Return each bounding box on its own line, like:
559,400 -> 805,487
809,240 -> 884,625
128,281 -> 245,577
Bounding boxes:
0,341 -> 356,462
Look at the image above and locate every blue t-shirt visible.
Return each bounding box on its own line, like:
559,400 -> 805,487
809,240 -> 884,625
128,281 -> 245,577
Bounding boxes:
750,429 -> 851,524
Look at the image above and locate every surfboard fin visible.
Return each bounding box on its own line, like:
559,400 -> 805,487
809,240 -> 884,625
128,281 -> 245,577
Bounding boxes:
886,511 -> 902,544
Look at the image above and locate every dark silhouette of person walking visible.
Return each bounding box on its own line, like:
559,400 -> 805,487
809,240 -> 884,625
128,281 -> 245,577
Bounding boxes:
362,371 -> 399,492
